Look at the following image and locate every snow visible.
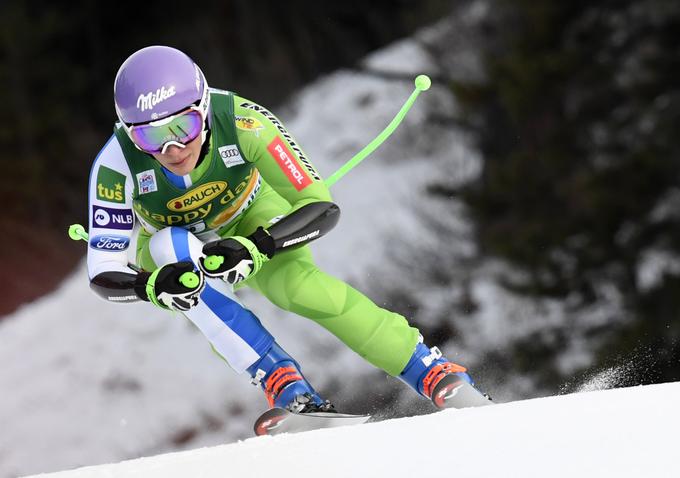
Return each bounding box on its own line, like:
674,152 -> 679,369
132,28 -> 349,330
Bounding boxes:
25,382 -> 680,478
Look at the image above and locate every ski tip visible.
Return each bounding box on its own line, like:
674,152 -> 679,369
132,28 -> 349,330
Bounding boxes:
253,408 -> 371,437
254,408 -> 289,436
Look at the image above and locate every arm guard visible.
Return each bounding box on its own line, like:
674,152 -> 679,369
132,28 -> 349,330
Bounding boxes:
248,201 -> 340,258
90,270 -> 151,303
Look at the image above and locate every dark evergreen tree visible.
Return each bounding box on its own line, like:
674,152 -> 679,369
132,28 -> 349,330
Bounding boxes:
446,0 -> 680,388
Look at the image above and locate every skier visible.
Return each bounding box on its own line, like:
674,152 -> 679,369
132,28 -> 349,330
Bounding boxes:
87,45 -> 486,418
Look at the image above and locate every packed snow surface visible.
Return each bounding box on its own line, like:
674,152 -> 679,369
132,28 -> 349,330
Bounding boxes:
27,382 -> 680,478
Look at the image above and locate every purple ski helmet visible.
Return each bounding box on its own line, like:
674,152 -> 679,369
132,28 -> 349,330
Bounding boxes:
114,45 -> 210,131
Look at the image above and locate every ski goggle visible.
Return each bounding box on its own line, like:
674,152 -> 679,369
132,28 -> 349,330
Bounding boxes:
127,107 -> 205,154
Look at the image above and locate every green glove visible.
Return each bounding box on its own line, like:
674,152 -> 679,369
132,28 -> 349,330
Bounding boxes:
199,236 -> 269,284
136,261 -> 205,311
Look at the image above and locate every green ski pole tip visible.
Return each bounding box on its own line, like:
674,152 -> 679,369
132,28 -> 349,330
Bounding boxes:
179,272 -> 200,289
203,255 -> 224,271
415,74 -> 431,91
68,224 -> 87,241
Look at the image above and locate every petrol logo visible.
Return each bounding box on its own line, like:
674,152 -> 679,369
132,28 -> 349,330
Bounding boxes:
89,234 -> 130,252
267,137 -> 312,191
92,206 -> 134,230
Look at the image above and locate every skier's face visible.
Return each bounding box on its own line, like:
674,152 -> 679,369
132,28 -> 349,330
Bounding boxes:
151,134 -> 202,176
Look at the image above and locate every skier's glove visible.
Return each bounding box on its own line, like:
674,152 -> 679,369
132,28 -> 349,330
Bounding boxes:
135,261 -> 205,312
199,236 -> 270,284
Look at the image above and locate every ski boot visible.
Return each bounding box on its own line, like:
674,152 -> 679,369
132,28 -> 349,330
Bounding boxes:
247,342 -> 335,413
399,340 -> 491,408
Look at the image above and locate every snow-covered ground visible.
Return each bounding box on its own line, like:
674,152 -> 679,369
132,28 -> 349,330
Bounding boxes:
26,382 -> 680,478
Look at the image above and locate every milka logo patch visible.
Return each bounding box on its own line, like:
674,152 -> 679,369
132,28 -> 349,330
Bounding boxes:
136,169 -> 157,194
218,144 -> 245,168
137,86 -> 176,112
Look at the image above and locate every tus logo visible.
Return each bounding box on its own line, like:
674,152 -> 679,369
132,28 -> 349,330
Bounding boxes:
97,183 -> 124,202
96,166 -> 126,204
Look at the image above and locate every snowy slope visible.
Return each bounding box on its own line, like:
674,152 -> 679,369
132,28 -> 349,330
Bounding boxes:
26,383 -> 680,478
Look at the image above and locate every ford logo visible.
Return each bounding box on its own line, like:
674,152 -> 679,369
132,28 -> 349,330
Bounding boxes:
90,234 -> 130,251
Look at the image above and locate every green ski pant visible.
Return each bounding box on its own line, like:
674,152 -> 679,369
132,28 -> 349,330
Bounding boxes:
137,182 -> 420,376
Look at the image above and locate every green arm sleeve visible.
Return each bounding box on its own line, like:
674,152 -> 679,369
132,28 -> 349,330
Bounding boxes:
233,95 -> 332,210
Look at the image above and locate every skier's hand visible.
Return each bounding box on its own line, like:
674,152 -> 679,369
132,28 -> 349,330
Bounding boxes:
199,236 -> 270,284
135,261 -> 205,311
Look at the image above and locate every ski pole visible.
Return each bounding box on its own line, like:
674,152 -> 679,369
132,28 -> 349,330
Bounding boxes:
324,74 -> 431,187
67,224 -> 142,274
68,223 -> 89,242
69,74 -> 432,242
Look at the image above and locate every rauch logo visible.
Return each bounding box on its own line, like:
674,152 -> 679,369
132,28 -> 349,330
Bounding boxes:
166,181 -> 227,212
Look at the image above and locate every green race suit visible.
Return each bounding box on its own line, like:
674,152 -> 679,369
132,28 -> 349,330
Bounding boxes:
104,89 -> 419,376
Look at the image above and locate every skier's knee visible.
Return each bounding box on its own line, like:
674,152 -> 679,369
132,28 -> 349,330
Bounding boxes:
148,226 -> 203,265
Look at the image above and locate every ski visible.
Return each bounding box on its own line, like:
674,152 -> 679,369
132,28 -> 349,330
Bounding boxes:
254,408 -> 371,436
432,374 -> 494,409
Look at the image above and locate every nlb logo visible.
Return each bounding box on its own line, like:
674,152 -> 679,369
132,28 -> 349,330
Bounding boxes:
166,181 -> 227,212
93,206 -> 134,230
267,137 -> 311,191
90,235 -> 130,252
94,208 -> 110,226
